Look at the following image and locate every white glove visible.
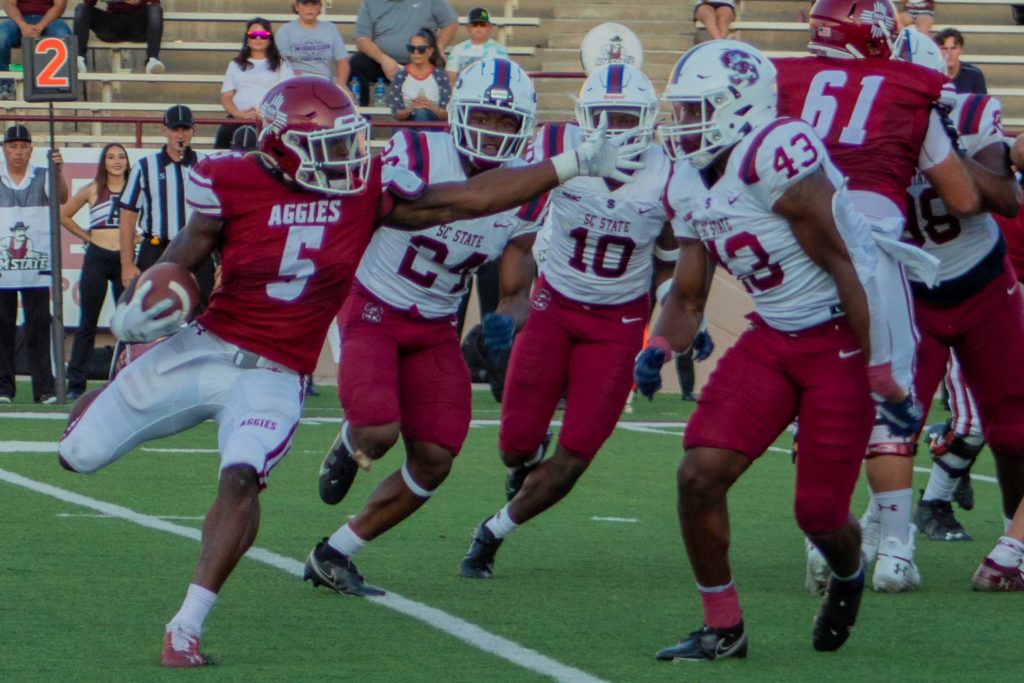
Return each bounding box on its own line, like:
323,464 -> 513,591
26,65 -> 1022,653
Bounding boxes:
550,112 -> 647,184
109,281 -> 187,342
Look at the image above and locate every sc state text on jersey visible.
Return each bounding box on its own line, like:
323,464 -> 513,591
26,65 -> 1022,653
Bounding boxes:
692,215 -> 735,240
268,199 -> 343,226
434,224 -> 485,248
582,213 -> 632,234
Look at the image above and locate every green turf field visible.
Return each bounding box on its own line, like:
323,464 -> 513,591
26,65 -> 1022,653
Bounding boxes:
0,381 -> 1019,682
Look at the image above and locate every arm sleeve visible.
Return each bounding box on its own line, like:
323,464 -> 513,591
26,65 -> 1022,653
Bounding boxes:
185,159 -> 225,219
119,161 -> 145,211
918,109 -> 954,171
332,29 -> 349,61
435,69 -> 451,107
379,132 -> 428,199
220,61 -> 238,94
433,0 -> 458,26
355,4 -> 372,38
446,42 -> 466,73
665,165 -> 701,240
740,118 -> 827,208
388,70 -> 406,113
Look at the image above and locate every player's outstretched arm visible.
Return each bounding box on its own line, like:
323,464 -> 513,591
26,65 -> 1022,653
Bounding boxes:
961,142 -> 1022,218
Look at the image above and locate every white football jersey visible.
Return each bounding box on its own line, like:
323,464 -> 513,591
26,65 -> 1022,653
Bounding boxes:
527,124 -> 671,305
904,93 -> 1005,283
667,117 -> 849,332
355,131 -> 543,318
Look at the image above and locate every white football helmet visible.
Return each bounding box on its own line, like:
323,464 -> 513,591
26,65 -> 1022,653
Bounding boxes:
579,22 -> 644,76
575,63 -> 659,153
448,58 -> 537,165
893,27 -> 947,75
659,40 -> 777,169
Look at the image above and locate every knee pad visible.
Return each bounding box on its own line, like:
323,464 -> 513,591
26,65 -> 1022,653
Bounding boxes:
794,492 -> 848,536
929,419 -> 984,475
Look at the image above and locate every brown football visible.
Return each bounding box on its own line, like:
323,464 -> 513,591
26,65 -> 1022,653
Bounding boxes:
134,262 -> 200,320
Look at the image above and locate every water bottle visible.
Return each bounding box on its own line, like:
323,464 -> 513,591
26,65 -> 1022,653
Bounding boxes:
349,78 -> 362,104
372,77 -> 387,107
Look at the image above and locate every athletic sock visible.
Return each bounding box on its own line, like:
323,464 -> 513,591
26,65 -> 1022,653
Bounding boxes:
328,523 -> 367,557
484,505 -> 518,540
167,583 -> 217,634
922,453 -> 972,502
988,536 -> 1024,568
874,488 -> 913,545
697,582 -> 742,630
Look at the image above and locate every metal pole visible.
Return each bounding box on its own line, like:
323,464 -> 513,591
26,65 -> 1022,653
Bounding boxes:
47,100 -> 66,403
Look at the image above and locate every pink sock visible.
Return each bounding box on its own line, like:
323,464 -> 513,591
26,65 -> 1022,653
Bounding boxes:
698,582 -> 742,629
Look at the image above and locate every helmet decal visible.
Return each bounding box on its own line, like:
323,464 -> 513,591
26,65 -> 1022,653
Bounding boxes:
720,49 -> 761,86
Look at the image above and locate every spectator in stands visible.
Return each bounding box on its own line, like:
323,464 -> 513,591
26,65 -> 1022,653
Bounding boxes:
216,18 -> 293,150
935,28 -> 987,94
351,0 -> 457,106
276,0 -> 349,87
74,0 -> 165,76
59,143 -> 130,399
388,27 -> 450,124
0,0 -> 72,100
693,0 -> 736,40
0,124 -> 67,404
445,7 -> 507,84
898,1 -> 934,33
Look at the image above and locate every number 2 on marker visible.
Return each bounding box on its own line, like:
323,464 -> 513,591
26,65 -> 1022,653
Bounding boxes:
35,37 -> 69,88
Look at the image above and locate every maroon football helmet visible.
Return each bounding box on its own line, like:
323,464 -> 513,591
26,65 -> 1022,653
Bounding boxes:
807,0 -> 900,60
258,76 -> 371,195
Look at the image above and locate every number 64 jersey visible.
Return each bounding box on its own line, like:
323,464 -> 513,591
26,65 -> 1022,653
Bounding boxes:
667,117 -> 853,332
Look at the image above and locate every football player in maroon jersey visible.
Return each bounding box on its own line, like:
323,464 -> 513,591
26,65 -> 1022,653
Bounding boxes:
57,75 -> 641,667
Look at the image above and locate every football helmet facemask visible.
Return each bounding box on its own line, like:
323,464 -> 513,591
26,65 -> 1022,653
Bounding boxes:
807,0 -> 900,60
448,58 -> 537,166
660,40 -> 777,169
575,63 -> 659,157
258,76 -> 371,195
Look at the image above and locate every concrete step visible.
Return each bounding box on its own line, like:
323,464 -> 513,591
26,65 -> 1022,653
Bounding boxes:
548,30 -> 694,51
553,5 -> 690,20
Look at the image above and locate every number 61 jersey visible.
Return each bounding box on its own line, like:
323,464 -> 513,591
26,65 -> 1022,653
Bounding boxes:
667,117 -> 850,332
528,123 -> 672,305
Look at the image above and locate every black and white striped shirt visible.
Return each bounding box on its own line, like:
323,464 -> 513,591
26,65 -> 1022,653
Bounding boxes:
119,146 -> 199,242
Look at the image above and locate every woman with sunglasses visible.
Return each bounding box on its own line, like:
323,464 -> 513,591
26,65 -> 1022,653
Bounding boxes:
216,18 -> 294,149
59,143 -> 131,399
389,28 -> 451,124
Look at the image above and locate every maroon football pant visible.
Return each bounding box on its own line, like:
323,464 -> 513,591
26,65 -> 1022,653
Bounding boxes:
914,263 -> 1024,456
684,316 -> 875,535
499,282 -> 648,462
338,285 -> 471,454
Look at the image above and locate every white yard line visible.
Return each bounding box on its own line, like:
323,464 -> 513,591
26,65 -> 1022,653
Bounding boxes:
0,467 -> 609,683
591,517 -> 639,523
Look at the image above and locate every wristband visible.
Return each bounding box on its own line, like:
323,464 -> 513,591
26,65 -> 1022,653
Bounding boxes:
654,244 -> 679,262
550,151 -> 580,184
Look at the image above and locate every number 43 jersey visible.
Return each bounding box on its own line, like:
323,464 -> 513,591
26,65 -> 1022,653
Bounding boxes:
528,123 -> 672,305
667,117 -> 850,332
355,130 -> 544,318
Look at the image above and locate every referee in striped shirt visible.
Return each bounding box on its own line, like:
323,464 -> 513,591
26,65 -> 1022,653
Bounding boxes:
118,104 -> 214,308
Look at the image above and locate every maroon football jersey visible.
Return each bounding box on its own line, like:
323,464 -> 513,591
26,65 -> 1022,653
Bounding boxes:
188,154 -> 386,374
775,56 -> 949,212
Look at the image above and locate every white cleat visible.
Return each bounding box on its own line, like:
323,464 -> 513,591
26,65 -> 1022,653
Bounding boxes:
872,527 -> 921,593
860,513 -> 881,565
804,538 -> 831,596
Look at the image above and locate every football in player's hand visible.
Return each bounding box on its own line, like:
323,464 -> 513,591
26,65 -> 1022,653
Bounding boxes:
133,262 -> 200,320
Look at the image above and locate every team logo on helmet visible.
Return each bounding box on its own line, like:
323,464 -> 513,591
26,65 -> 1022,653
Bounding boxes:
720,49 -> 760,86
260,93 -> 288,133
861,1 -> 896,41
598,34 -> 636,68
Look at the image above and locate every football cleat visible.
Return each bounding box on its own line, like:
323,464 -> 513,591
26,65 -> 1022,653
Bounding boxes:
804,538 -> 831,596
655,622 -> 748,662
458,521 -> 504,579
952,475 -> 975,511
914,497 -> 972,541
812,571 -> 865,652
505,430 -> 553,501
161,625 -> 209,668
872,529 -> 921,593
304,538 -> 384,597
971,557 -> 1024,592
318,425 -> 359,505
859,512 -> 881,565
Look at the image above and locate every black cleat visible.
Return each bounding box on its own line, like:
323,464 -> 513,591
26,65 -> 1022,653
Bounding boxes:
953,475 -> 975,511
914,497 -> 972,541
655,622 -> 748,661
812,572 -> 864,652
318,426 -> 359,505
505,430 -> 553,501
304,538 -> 384,597
458,521 -> 504,579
